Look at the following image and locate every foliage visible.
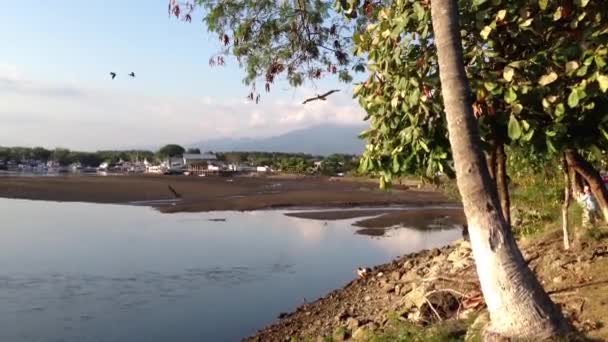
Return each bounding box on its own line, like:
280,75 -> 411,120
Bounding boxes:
157,144 -> 186,158
215,151 -> 359,175
586,226 -> 608,241
0,146 -> 156,166
51,148 -> 72,166
501,147 -> 563,236
186,148 -> 201,154
319,153 -> 359,175
97,150 -> 155,164
169,0 -> 379,100
351,0 -> 608,189
475,0 -> 608,158
353,2 -> 453,188
172,0 -> 608,190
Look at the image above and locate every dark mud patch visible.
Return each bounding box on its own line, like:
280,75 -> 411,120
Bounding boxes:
355,228 -> 387,237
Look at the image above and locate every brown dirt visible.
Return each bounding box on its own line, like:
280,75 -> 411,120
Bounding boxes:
246,230 -> 608,341
0,174 -> 453,213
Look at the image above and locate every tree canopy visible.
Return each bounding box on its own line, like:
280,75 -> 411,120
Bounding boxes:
168,0 -> 385,101
157,144 -> 186,158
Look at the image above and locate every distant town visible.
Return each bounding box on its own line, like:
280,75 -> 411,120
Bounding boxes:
0,145 -> 360,177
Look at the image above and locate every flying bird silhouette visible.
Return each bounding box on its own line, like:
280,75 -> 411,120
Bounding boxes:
301,89 -> 340,104
129,72 -> 136,78
109,72 -> 116,80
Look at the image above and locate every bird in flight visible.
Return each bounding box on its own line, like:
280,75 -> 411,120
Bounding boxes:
129,72 -> 136,78
302,89 -> 340,104
109,72 -> 117,80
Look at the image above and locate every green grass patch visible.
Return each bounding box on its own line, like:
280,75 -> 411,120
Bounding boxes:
357,313 -> 477,342
501,171 -> 568,237
370,320 -> 469,342
586,226 -> 608,241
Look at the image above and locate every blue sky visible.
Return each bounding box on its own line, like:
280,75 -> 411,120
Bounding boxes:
0,0 -> 364,150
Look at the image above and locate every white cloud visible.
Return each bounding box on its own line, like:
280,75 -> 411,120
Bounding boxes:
0,63 -> 21,81
0,64 -> 366,151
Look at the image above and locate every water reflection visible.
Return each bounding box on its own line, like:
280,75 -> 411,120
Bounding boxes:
0,199 -> 460,342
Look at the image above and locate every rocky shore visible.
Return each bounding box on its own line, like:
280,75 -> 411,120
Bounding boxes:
246,239 -> 479,341
246,230 -> 608,341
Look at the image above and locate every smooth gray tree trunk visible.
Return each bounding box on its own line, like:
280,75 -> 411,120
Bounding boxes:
495,141 -> 510,227
562,155 -> 572,250
429,0 -> 570,338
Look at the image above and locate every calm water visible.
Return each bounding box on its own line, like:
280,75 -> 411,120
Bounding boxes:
0,199 -> 460,342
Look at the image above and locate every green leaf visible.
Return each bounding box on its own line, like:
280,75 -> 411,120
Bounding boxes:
539,0 -> 548,10
539,72 -> 558,86
520,18 -> 533,27
480,26 -> 493,40
359,157 -> 370,172
601,128 -> 608,141
496,9 -> 507,21
597,74 -> 608,92
503,66 -> 514,81
546,138 -> 557,153
575,0 -> 590,7
576,65 -> 588,76
484,82 -> 498,91
553,7 -> 563,20
512,103 -> 523,114
568,89 -> 580,108
419,141 -> 430,152
508,61 -> 525,69
413,2 -> 426,21
565,61 -> 579,74
595,56 -> 607,68
392,155 -> 400,173
504,87 -> 517,104
391,96 -> 399,108
555,103 -> 565,116
353,84 -> 363,95
522,129 -> 535,142
508,115 -> 522,140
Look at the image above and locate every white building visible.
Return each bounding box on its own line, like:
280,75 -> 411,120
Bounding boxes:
162,156 -> 184,170
256,166 -> 271,173
182,153 -> 218,166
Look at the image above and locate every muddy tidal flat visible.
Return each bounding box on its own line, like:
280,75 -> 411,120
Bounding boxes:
0,174 -> 456,216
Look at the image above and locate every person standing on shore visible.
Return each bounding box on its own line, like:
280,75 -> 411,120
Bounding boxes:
577,185 -> 600,227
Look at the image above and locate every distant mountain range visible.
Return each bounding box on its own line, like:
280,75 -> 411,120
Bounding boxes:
190,124 -> 367,156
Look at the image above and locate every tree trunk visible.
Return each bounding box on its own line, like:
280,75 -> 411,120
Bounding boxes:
564,149 -> 608,223
561,155 -> 571,250
495,141 -> 510,227
571,166 -> 584,194
430,0 -> 569,339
